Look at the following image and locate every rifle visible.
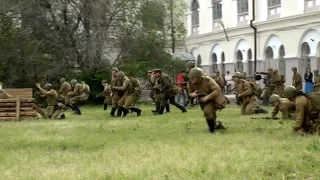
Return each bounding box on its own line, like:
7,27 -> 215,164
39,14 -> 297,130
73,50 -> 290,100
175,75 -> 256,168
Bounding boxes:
251,117 -> 279,120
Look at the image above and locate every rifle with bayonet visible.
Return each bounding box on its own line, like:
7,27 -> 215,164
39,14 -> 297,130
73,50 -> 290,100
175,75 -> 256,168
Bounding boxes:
251,117 -> 279,120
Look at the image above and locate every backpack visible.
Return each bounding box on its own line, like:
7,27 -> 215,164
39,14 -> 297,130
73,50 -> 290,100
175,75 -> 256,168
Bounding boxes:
130,77 -> 140,88
82,83 -> 90,93
307,92 -> 320,111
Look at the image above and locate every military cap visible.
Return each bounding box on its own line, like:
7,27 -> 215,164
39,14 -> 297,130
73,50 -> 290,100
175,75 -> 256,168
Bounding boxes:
284,86 -> 297,99
152,69 -> 162,73
44,83 -> 52,90
70,79 -> 77,85
269,94 -> 280,104
313,69 -> 319,73
232,72 -> 243,78
291,67 -> 297,71
117,71 -> 125,77
111,67 -> 118,72
186,61 -> 195,68
189,68 -> 203,78
101,80 -> 108,84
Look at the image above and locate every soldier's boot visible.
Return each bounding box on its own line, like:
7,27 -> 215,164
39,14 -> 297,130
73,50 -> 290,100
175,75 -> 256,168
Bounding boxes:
172,102 -> 187,113
73,104 -> 81,115
67,104 -> 75,111
110,107 -> 117,117
58,113 -> 66,119
151,103 -> 160,115
255,108 -> 269,114
103,104 -> 108,111
130,107 -> 142,117
158,106 -> 165,115
206,119 -> 216,133
116,107 -> 123,117
215,121 -> 226,130
165,103 -> 170,113
122,108 -> 129,117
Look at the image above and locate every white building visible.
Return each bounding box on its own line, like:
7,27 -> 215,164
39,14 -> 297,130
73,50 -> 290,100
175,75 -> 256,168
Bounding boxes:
185,0 -> 320,86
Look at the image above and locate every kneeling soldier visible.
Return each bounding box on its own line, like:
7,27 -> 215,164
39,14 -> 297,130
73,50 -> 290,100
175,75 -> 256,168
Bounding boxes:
67,79 -> 86,115
269,94 -> 295,120
187,68 -> 226,133
111,71 -> 142,117
233,72 -> 268,115
35,83 -> 65,119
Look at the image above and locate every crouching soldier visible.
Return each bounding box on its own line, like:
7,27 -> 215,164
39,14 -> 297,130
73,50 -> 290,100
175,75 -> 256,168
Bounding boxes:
284,86 -> 320,134
233,72 -> 268,115
152,69 -> 187,115
0,89 -> 14,99
35,83 -> 65,119
66,79 -> 86,115
269,94 -> 295,120
58,78 -> 72,103
187,68 -> 226,133
111,71 -> 142,117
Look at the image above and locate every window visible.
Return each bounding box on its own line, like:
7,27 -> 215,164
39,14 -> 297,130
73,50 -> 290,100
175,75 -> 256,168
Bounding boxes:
268,0 -> 281,7
304,0 -> 318,13
237,0 -> 248,14
212,53 -> 218,72
191,0 -> 199,28
212,0 -> 222,20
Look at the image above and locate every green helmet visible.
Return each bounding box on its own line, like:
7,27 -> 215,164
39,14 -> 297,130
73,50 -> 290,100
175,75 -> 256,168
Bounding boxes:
292,67 -> 297,71
70,79 -> 77,85
101,80 -> 108,84
117,71 -> 125,77
284,86 -> 297,98
186,61 -> 195,68
189,68 -> 203,78
242,72 -> 247,77
60,78 -> 66,83
44,83 -> 52,90
269,94 -> 280,104
232,72 -> 243,78
111,67 -> 118,72
313,69 -> 319,73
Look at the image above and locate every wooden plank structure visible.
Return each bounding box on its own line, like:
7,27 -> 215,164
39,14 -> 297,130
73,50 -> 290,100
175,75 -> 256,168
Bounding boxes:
0,88 -> 48,121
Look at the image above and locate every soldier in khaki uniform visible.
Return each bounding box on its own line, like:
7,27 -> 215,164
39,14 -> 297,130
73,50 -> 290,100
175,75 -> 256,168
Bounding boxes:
110,67 -> 123,117
256,67 -> 278,100
274,70 -> 285,97
66,79 -> 86,115
100,80 -> 112,110
35,83 -> 65,119
284,86 -> 320,134
269,94 -> 295,120
214,71 -> 225,93
292,67 -> 302,91
187,68 -> 226,133
58,78 -> 72,103
313,69 -> 320,92
81,81 -> 90,101
111,71 -> 142,117
0,89 -> 14,99
152,69 -> 186,115
233,72 -> 268,115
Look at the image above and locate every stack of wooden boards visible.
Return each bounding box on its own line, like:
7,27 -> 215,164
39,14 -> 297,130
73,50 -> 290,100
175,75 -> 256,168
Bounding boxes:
0,88 -> 47,121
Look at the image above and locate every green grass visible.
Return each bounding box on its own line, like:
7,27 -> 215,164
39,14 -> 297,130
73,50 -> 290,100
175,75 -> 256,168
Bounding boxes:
0,105 -> 319,180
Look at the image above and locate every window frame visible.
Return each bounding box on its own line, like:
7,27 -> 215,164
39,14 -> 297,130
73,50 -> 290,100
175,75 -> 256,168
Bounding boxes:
212,0 -> 222,21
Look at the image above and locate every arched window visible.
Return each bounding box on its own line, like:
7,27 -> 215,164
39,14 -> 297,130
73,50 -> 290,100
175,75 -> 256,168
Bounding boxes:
265,46 -> 274,68
191,0 -> 199,34
212,53 -> 218,72
301,42 -> 311,69
236,50 -> 243,72
279,45 -> 286,76
197,55 -> 202,67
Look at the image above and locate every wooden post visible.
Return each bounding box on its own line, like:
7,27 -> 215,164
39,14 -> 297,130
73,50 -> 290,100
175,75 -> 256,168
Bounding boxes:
15,96 -> 21,121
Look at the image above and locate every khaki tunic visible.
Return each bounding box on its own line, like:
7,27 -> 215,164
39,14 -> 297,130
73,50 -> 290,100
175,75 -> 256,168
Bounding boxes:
67,83 -> 86,104
102,84 -> 112,104
313,74 -> 320,92
275,74 -> 286,97
112,76 -> 134,110
215,75 -> 225,91
236,79 -> 257,115
256,71 -> 277,96
111,75 -> 123,107
188,76 -> 227,119
38,87 -> 61,118
58,81 -> 72,102
271,98 -> 295,119
292,95 -> 313,133
154,72 -> 179,106
292,72 -> 302,91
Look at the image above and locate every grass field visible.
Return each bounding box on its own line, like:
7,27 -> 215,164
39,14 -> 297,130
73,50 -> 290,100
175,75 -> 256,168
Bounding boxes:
0,104 -> 319,180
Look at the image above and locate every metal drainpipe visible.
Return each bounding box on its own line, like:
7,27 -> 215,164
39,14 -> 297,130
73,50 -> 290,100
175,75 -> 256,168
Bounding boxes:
250,0 -> 257,73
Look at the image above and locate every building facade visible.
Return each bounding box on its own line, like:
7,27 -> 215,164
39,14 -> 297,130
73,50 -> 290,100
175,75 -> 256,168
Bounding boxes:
185,0 -> 320,86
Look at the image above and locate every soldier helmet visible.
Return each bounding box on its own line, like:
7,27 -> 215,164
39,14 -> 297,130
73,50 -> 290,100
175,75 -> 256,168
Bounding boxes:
101,80 -> 108,84
44,83 -> 52,90
189,68 -> 203,78
242,72 -> 247,76
147,70 -> 152,73
116,71 -> 125,77
60,78 -> 66,83
215,70 -> 220,73
111,67 -> 118,72
269,94 -> 280,104
291,67 -> 297,71
232,72 -> 243,78
284,86 -> 297,99
70,79 -> 77,85
313,69 -> 319,73
186,61 -> 195,68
